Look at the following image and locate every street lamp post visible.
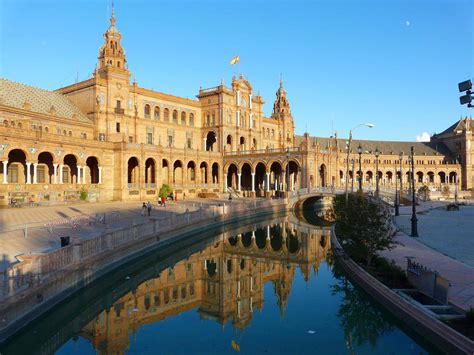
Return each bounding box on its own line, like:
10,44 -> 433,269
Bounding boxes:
358,144 -> 363,192
399,152 -> 403,202
375,148 -> 380,198
410,146 -> 418,237
394,159 -> 399,216
351,159 -> 355,193
344,123 -> 374,205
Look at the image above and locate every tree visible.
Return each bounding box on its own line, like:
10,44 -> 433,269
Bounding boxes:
332,192 -> 396,266
417,185 -> 430,201
158,184 -> 172,198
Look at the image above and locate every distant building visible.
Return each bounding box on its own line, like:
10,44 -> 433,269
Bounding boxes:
0,9 -> 470,205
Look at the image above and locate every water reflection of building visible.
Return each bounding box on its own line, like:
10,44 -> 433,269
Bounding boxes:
80,218 -> 331,354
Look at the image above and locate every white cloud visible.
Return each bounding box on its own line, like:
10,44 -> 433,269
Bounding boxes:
416,132 -> 431,142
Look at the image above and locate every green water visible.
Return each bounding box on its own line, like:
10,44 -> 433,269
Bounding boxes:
0,213 -> 438,354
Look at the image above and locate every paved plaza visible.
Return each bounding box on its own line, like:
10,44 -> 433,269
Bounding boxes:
381,202 -> 474,311
0,198 -> 249,270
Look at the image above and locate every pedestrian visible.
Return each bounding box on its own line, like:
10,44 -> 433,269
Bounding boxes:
141,202 -> 146,216
183,192 -> 186,201
147,201 -> 152,216
161,196 -> 166,207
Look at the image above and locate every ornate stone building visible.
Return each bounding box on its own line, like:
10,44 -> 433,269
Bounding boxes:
0,9 -> 471,206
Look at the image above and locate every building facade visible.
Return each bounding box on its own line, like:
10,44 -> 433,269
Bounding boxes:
0,10 -> 471,206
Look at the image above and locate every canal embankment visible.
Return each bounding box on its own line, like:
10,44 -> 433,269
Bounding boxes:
0,199 -> 288,344
331,225 -> 474,354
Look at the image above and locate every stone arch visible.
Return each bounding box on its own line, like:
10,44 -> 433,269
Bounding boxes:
449,171 -> 457,184
270,161 -> 283,192
241,163 -> 252,191
145,158 -> 156,185
206,131 -> 217,151
173,160 -> 183,184
319,164 -> 327,187
211,162 -> 219,184
226,135 -> 233,151
7,149 -> 27,183
200,161 -> 208,184
187,161 -> 196,182
38,151 -> 54,184
162,159 -> 169,184
427,171 -> 435,184
366,170 -> 373,184
64,154 -> 78,184
127,157 -> 139,185
255,162 -> 266,196
227,163 -> 238,190
386,171 -> 393,185
287,160 -> 299,191
416,171 -> 424,183
438,171 -> 446,184
86,156 -> 100,184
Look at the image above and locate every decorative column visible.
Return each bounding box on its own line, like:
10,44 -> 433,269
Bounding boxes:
76,166 -> 81,184
266,225 -> 270,240
59,164 -> 64,184
82,167 -> 86,184
251,172 -> 255,192
98,166 -> 102,184
224,173 -> 227,191
265,172 -> 270,192
282,172 -> 286,191
2,160 -> 8,184
33,163 -> 38,184
26,162 -> 32,184
53,164 -> 58,184
203,138 -> 207,151
237,173 -> 242,192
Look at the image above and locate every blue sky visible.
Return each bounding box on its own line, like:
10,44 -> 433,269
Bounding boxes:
1,0 -> 472,141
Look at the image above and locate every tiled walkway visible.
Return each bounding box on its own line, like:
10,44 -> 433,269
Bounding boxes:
0,198 -> 250,270
381,202 -> 474,311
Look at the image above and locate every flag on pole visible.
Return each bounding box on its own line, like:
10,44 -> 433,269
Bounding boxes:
230,55 -> 240,65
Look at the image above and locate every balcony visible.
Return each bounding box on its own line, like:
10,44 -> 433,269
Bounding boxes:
115,108 -> 125,114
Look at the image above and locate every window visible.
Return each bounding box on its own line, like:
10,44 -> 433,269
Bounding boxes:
154,106 -> 160,120
129,136 -> 133,143
181,111 -> 186,125
147,132 -> 153,145
189,113 -> 194,126
37,165 -> 46,183
99,133 -> 106,141
164,108 -> 169,121
44,126 -> 48,132
57,128 -> 62,135
211,114 -> 215,126
172,110 -> 178,124
168,135 -> 173,147
80,132 -> 87,139
68,131 -> 72,136
187,138 -> 192,149
116,122 -> 120,133
144,104 -> 150,118
62,166 -> 69,183
7,164 -> 18,183
116,100 -> 121,109
206,114 -> 210,126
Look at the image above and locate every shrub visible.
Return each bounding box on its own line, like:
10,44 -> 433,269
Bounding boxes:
332,192 -> 396,266
80,187 -> 88,201
158,184 -> 172,198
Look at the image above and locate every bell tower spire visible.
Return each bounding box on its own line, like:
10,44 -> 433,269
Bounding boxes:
95,3 -> 130,81
271,78 -> 295,148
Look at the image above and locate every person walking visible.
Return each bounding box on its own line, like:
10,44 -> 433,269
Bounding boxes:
161,196 -> 166,207
146,201 -> 152,216
141,202 -> 146,216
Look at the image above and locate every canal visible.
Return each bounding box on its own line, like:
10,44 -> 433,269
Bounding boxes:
0,210 -> 438,354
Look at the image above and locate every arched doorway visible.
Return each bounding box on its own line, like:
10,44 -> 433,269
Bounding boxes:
255,162 -> 266,197
38,152 -> 54,184
127,157 -> 139,185
145,158 -> 156,186
86,156 -> 99,184
162,159 -> 169,184
187,161 -> 196,182
211,162 -> 219,184
206,131 -> 216,151
288,161 -> 299,191
64,154 -> 78,184
227,164 -> 238,190
200,162 -> 208,184
173,160 -> 183,184
226,135 -> 232,152
241,163 -> 252,192
270,162 -> 282,192
7,149 -> 27,183
319,164 -> 327,187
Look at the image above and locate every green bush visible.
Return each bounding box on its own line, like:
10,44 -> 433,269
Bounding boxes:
80,187 -> 88,201
158,184 -> 172,198
417,185 -> 430,201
